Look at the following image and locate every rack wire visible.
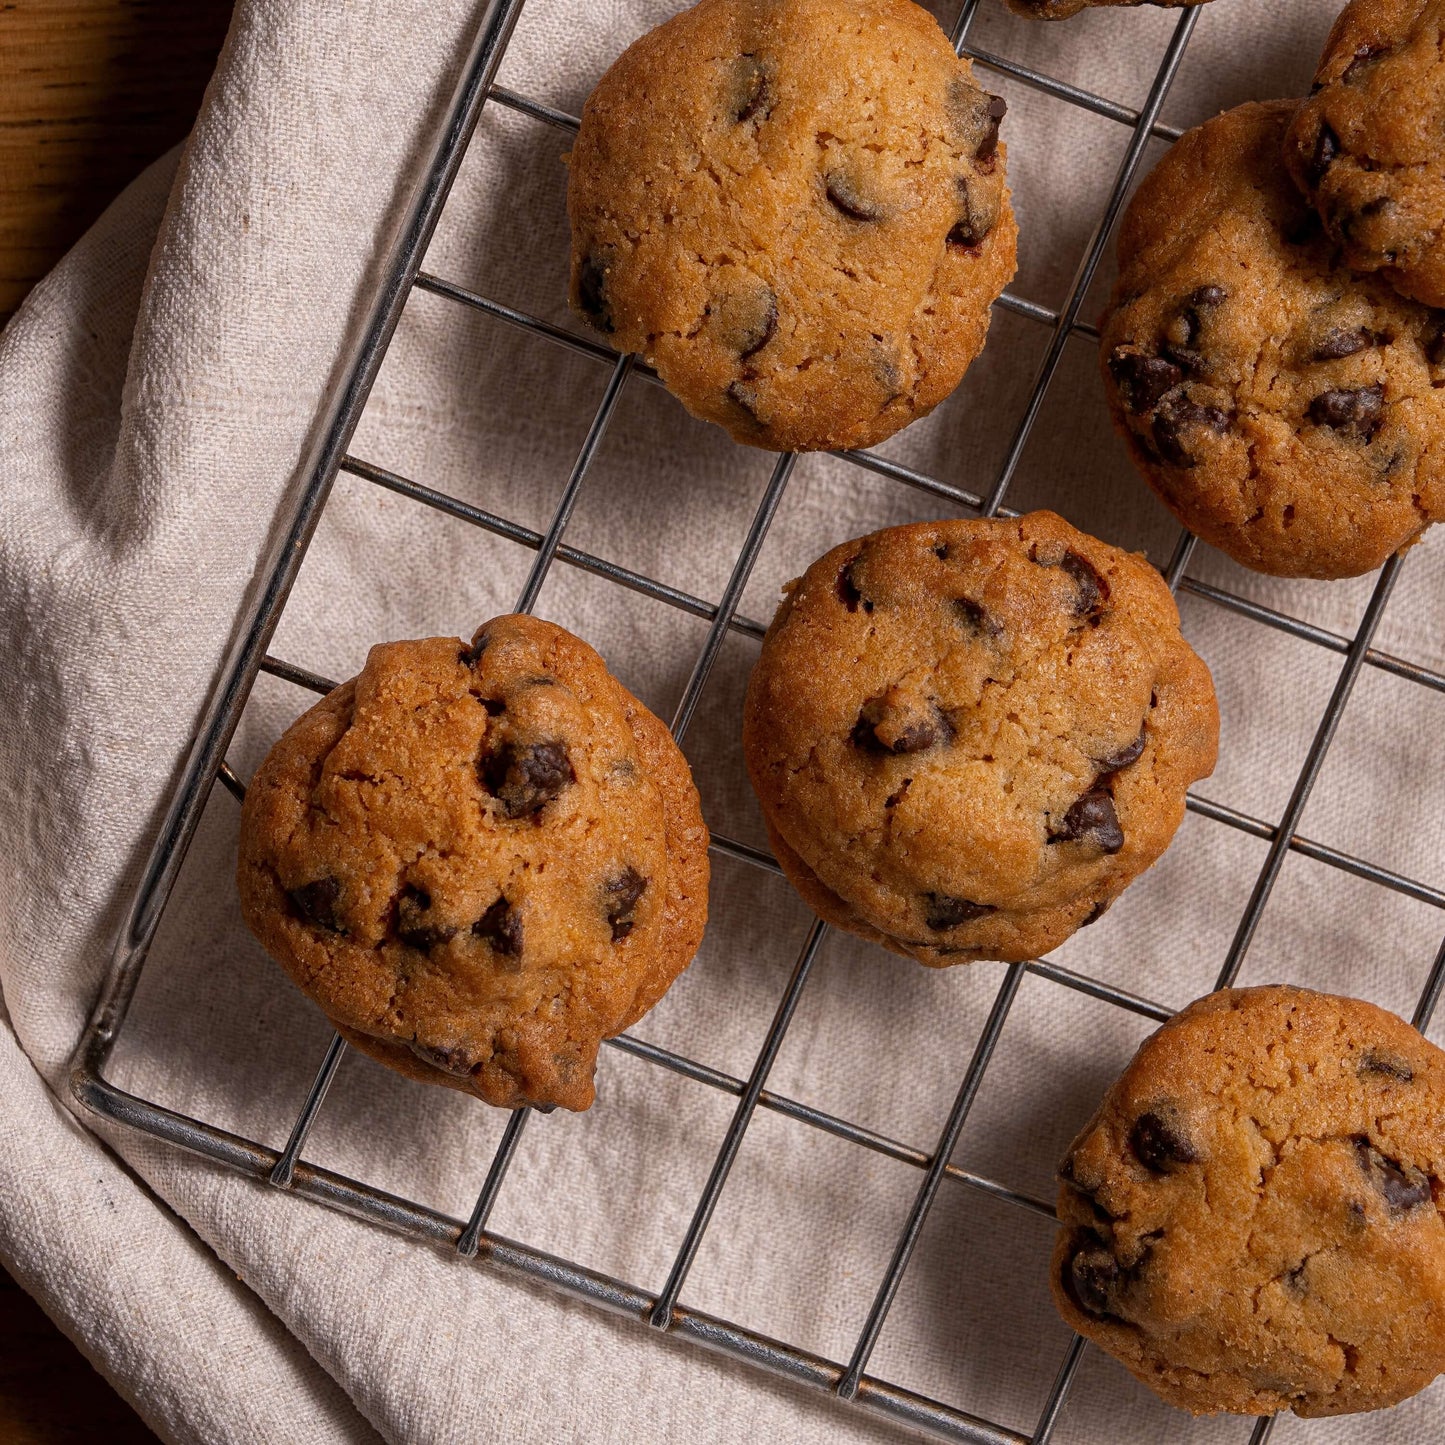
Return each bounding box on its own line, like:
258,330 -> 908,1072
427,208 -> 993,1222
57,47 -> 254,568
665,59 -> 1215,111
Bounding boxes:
68,0 -> 1445,1441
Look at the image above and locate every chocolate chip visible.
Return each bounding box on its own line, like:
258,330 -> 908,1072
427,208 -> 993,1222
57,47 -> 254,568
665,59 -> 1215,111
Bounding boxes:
576,250 -> 614,334
726,379 -> 761,424
478,697 -> 506,716
1152,390 -> 1230,468
1427,319 -> 1445,368
825,172 -> 884,222
975,94 -> 1007,162
1308,383 -> 1384,439
1130,1110 -> 1198,1173
1312,326 -> 1376,361
739,292 -> 777,359
473,895 -> 523,957
1359,1049 -> 1414,1083
408,1040 -> 473,1076
947,177 -> 998,251
1049,789 -> 1124,853
1285,1260 -> 1309,1294
922,892 -> 995,930
853,696 -> 942,755
1095,730 -> 1146,774
1308,124 -> 1339,188
884,779 -> 911,809
951,596 -> 1000,637
396,884 -> 456,951
1108,349 -> 1182,414
1344,43 -> 1388,83
288,877 -> 342,932
836,558 -> 872,613
1080,898 -> 1110,927
1068,1238 -> 1124,1319
1355,1137 -> 1432,1212
730,54 -> 770,123
604,866 -> 648,941
480,740 -> 574,818
1161,286 -> 1225,375
1060,550 -> 1109,617
459,629 -> 491,667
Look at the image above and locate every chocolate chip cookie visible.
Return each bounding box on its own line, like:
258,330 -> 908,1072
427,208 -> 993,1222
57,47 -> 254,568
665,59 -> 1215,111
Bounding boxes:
1053,986 -> 1445,1417
1002,0 -> 1209,21
236,614 -> 710,1112
742,512 -> 1218,965
1101,100 -> 1445,579
565,0 -> 1017,452
1285,0 -> 1445,309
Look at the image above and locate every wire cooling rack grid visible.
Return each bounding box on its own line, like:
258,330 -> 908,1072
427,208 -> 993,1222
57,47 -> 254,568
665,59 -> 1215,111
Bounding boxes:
68,0 -> 1445,1440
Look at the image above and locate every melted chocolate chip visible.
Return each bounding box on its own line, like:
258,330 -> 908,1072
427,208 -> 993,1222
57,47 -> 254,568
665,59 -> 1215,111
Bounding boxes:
1095,730 -> 1146,774
824,172 -> 884,222
1356,1138 -> 1432,1212
481,740 -> 574,818
730,55 -> 771,123
1359,1049 -> 1414,1083
1308,124 -> 1339,188
396,884 -> 456,951
605,867 -> 648,941
1130,1110 -> 1198,1173
1161,286 -> 1225,375
576,250 -> 614,334
1308,383 -> 1384,439
473,895 -> 523,957
459,629 -> 491,667
1108,349 -> 1183,414
947,177 -> 997,251
1069,1238 -> 1125,1319
1080,898 -> 1110,928
739,292 -> 777,359
1049,789 -> 1124,853
922,892 -> 995,930
952,596 -> 1000,637
1344,43 -> 1388,83
288,877 -> 342,932
1152,390 -> 1230,468
853,696 -> 942,755
726,379 -> 761,424
976,94 -> 1007,161
1312,326 -> 1376,361
1060,550 -> 1109,617
408,1040 -> 473,1076
836,558 -> 871,613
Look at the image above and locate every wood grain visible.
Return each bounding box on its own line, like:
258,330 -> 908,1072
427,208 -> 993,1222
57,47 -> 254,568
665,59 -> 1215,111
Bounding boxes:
0,0 -> 234,322
3,5 -> 232,1435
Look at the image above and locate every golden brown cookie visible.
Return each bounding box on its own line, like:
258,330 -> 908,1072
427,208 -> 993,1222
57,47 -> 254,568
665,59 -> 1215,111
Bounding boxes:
236,614 -> 709,1112
742,513 -> 1218,965
1052,986 -> 1445,1418
1285,0 -> 1445,308
1001,0 -> 1209,21
565,0 -> 1017,452
1101,100 -> 1445,580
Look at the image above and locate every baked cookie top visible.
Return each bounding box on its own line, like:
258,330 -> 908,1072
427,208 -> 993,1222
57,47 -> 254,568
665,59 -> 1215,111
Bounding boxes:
1101,100 -> 1445,579
1053,986 -> 1445,1418
565,0 -> 1017,452
742,512 -> 1218,965
1285,0 -> 1445,309
236,614 -> 709,1112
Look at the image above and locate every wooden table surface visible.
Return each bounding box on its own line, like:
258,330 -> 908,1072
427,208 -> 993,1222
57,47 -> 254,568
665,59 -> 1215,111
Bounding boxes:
2,3 -> 232,1438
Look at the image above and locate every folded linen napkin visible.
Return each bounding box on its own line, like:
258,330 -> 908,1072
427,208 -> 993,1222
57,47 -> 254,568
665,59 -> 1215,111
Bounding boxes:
5,1 -> 1445,1441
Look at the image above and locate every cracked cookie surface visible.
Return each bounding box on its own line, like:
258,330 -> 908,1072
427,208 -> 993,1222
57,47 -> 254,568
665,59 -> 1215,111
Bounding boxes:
1285,0 -> 1445,309
236,614 -> 709,1112
1052,985 -> 1445,1417
1102,100 -> 1445,579
741,512 -> 1217,965
565,0 -> 1017,452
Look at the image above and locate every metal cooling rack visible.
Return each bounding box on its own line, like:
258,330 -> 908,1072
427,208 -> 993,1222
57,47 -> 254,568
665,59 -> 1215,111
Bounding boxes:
67,0 -> 1445,1440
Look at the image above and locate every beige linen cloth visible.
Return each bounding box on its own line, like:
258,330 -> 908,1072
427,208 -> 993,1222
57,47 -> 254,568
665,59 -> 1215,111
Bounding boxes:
4,0 -> 1445,1440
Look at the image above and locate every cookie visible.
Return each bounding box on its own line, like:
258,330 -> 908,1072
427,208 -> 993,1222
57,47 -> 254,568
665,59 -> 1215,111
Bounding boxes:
741,512 -> 1218,965
1002,0 -> 1209,22
1052,986 -> 1445,1417
1285,0 -> 1445,309
565,0 -> 1017,452
236,614 -> 710,1112
1101,100 -> 1445,580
